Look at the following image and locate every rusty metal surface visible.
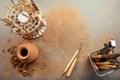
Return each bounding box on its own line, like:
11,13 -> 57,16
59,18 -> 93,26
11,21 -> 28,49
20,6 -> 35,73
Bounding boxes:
0,0 -> 120,80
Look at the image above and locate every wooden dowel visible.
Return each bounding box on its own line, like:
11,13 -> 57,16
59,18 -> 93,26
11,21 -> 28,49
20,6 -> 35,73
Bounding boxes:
98,66 -> 110,70
93,61 -> 99,70
91,54 -> 120,59
91,54 -> 102,59
66,58 -> 77,78
102,64 -> 117,68
96,62 -> 111,65
63,50 -> 79,74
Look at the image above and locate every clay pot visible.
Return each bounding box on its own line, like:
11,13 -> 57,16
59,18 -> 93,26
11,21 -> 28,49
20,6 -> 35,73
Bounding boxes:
17,42 -> 39,63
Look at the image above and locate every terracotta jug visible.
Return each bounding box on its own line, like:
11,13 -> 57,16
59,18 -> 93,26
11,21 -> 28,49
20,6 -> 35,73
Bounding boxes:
17,42 -> 39,63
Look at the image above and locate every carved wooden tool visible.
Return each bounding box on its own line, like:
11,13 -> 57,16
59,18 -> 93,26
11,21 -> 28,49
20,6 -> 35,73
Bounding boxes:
98,66 -> 110,70
93,61 -> 99,70
66,58 -> 78,78
61,50 -> 79,77
91,54 -> 120,59
61,43 -> 83,78
98,64 -> 117,70
102,64 -> 117,68
66,43 -> 83,78
96,62 -> 111,65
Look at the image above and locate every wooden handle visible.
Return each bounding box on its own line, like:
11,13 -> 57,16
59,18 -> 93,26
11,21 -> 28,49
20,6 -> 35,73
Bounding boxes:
93,61 -> 99,70
91,52 -> 99,55
102,64 -> 116,68
98,64 -> 116,70
66,58 -> 77,78
96,62 -> 111,65
98,66 -> 110,70
64,50 -> 79,73
91,54 -> 102,59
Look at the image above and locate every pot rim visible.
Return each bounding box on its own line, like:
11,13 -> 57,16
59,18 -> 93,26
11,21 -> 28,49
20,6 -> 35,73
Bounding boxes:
17,47 -> 29,60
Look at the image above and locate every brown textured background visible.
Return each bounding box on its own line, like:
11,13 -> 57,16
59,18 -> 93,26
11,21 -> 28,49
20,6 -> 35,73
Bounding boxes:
0,0 -> 120,80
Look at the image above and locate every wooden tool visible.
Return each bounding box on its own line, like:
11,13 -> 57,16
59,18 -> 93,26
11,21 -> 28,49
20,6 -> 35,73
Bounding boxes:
61,43 -> 83,77
96,62 -> 111,65
98,66 -> 110,70
102,64 -> 117,68
62,50 -> 79,76
66,43 -> 83,78
91,54 -> 102,59
66,58 -> 77,78
91,54 -> 120,59
98,64 -> 116,70
93,61 -> 99,70
91,52 -> 99,56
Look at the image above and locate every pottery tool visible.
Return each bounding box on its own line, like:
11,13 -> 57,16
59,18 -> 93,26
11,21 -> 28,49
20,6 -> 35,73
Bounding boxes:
95,62 -> 112,65
91,54 -> 120,59
61,50 -> 79,77
66,43 -> 83,78
61,43 -> 83,77
102,64 -> 117,68
98,64 -> 117,70
98,66 -> 110,70
93,61 -> 99,70
66,53 -> 79,78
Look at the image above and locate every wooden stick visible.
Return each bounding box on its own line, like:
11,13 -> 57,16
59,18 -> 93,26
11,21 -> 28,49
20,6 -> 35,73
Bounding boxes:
61,43 -> 83,77
66,43 -> 83,78
91,54 -> 102,59
66,58 -> 77,78
98,66 -> 110,70
91,54 -> 120,59
93,61 -> 99,70
96,62 -> 111,65
102,64 -> 117,68
63,50 -> 79,74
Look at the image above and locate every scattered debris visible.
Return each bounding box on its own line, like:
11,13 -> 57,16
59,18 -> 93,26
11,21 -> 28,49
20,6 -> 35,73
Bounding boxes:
8,46 -> 34,77
7,38 -> 11,42
2,49 -> 5,53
